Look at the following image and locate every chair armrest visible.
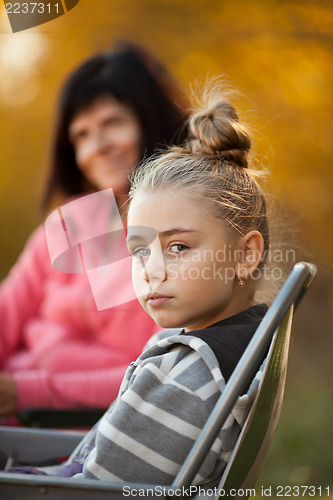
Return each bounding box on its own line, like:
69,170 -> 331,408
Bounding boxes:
0,473 -> 176,500
0,426 -> 86,465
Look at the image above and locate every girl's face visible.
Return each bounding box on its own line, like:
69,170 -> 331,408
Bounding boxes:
127,189 -> 245,332
69,96 -> 142,194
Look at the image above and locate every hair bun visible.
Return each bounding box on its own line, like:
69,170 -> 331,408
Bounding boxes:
188,90 -> 251,168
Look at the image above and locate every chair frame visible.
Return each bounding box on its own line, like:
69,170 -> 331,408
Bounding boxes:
0,262 -> 317,500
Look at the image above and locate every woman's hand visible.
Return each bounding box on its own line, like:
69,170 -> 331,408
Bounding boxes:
0,373 -> 18,416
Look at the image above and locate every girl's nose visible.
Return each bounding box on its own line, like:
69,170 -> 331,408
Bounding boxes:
142,246 -> 166,286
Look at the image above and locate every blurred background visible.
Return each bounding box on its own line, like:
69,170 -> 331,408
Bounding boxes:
0,0 -> 332,489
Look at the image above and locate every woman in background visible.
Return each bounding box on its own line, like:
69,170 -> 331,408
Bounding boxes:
0,40 -> 188,421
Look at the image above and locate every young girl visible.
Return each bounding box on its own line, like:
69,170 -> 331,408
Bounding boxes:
6,82 -> 276,487
67,82 -> 275,487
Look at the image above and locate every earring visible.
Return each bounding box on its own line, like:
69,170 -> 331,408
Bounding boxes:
238,277 -> 245,287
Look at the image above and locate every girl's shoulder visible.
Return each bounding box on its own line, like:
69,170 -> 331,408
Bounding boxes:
128,328 -> 266,420
129,331 -> 226,399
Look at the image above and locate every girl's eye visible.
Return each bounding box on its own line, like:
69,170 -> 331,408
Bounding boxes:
131,247 -> 150,258
169,243 -> 189,253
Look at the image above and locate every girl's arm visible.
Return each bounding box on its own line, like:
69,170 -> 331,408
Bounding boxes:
0,226 -> 49,366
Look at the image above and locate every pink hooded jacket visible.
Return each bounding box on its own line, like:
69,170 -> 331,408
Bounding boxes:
0,220 -> 158,411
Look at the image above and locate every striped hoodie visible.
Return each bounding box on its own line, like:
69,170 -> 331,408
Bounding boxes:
74,328 -> 265,487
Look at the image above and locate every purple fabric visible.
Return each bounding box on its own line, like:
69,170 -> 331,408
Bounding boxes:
5,462 -> 83,477
3,442 -> 92,477
6,466 -> 47,475
56,461 -> 83,477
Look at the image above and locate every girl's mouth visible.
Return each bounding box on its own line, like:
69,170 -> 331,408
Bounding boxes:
146,292 -> 173,307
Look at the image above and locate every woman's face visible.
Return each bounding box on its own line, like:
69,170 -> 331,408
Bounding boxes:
69,96 -> 142,194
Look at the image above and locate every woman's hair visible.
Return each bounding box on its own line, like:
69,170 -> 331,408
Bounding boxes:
41,40 -> 188,211
129,81 -> 285,304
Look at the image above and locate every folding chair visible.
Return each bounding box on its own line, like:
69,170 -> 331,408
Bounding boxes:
0,262 -> 317,500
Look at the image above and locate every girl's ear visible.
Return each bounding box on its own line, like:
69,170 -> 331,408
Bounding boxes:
236,230 -> 265,280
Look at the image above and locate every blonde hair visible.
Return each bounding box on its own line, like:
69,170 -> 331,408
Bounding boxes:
129,81 -> 287,304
